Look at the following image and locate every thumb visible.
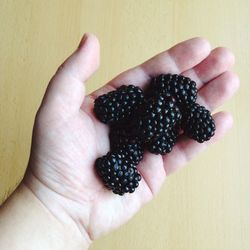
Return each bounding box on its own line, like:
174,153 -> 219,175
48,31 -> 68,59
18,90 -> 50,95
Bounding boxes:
41,33 -> 100,113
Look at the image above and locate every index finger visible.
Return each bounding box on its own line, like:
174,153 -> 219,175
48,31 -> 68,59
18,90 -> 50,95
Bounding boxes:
91,37 -> 211,97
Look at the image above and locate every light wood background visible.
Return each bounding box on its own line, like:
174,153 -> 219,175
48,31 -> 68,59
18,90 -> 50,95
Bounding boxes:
0,1 -> 249,249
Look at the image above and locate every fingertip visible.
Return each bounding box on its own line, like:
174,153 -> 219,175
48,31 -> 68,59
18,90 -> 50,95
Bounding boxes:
185,37 -> 211,54
192,37 -> 211,50
219,71 -> 240,102
80,33 -> 100,52
222,111 -> 234,129
216,47 -> 235,60
212,47 -> 235,67
197,70 -> 240,111
84,33 -> 100,50
66,33 -> 100,84
225,71 -> 240,91
213,111 -> 234,136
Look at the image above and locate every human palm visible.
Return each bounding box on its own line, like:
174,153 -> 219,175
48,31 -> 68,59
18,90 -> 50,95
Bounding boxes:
24,34 -> 239,243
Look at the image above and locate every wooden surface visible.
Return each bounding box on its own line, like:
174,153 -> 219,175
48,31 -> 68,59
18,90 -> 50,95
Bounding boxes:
0,1 -> 249,249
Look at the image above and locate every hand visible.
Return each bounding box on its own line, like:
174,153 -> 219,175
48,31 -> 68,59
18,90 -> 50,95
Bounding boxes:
24,34 -> 239,245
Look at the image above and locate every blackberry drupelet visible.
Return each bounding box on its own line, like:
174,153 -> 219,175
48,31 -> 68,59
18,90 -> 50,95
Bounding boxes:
95,151 -> 142,195
149,74 -> 197,107
146,128 -> 178,155
183,103 -> 216,143
94,85 -> 144,124
135,94 -> 182,143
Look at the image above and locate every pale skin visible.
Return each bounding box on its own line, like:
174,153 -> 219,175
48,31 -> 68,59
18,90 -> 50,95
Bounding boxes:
0,34 -> 239,249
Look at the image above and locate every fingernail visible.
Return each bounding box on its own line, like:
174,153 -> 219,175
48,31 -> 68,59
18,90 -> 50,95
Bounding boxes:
78,33 -> 87,48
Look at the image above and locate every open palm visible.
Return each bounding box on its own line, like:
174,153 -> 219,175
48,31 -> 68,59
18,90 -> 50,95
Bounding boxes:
24,34 -> 239,243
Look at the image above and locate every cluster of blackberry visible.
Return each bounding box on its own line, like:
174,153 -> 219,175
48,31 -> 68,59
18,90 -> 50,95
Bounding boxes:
94,74 -> 215,195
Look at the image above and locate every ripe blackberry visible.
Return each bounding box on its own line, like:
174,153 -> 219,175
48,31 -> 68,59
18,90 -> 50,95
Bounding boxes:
109,126 -> 143,165
149,74 -> 197,107
94,85 -> 144,124
146,128 -> 178,155
109,124 -> 142,148
135,94 -> 182,143
183,103 -> 216,143
95,151 -> 142,195
115,145 -> 143,165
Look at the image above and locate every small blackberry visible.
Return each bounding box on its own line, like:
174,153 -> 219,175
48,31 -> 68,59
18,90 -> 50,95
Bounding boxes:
95,151 -> 142,195
183,103 -> 216,143
115,145 -> 143,165
94,85 -> 144,124
149,74 -> 197,107
135,94 -> 182,143
110,126 -> 143,165
146,128 -> 179,155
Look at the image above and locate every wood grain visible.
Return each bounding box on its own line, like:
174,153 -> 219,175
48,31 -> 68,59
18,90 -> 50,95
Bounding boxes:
0,1 -> 249,249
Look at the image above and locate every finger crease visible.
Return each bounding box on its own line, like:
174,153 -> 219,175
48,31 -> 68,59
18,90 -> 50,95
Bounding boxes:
167,51 -> 181,73
188,68 -> 204,88
138,168 -> 155,198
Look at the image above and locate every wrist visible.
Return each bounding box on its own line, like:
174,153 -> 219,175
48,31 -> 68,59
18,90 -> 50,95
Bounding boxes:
0,183 -> 91,250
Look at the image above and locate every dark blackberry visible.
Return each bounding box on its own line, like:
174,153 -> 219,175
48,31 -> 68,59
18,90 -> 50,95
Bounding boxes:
95,151 -> 142,195
183,103 -> 216,143
115,145 -> 143,165
94,85 -> 144,124
149,74 -> 197,107
109,124 -> 142,149
109,126 -> 143,165
146,128 -> 179,155
135,94 -> 182,143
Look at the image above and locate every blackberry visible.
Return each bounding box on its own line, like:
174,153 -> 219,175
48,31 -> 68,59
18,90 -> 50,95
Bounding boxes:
95,151 -> 142,195
149,74 -> 197,107
146,128 -> 179,155
135,94 -> 182,143
115,145 -> 143,165
109,124 -> 142,149
110,126 -> 143,165
94,85 -> 144,124
183,103 -> 216,143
